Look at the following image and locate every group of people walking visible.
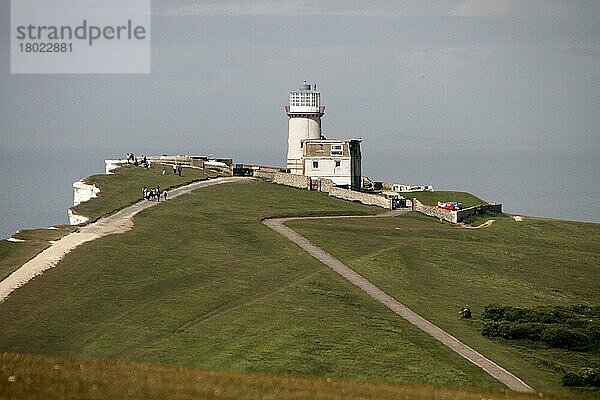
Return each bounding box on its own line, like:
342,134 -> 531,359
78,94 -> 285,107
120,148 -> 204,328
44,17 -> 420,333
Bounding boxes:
126,152 -> 152,169
127,153 -> 185,176
142,186 -> 168,202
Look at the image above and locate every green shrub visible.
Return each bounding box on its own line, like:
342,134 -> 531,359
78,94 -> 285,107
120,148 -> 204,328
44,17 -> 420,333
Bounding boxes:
584,321 -> 600,346
508,322 -> 544,340
481,322 -> 505,338
563,371 -> 586,387
570,305 -> 600,316
541,325 -> 591,351
481,304 -> 598,324
531,307 -> 572,324
481,305 -> 527,322
481,321 -> 543,340
563,368 -> 600,387
481,305 -> 510,321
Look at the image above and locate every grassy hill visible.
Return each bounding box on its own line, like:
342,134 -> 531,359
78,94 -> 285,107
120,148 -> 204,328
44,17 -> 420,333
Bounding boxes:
0,352 -> 560,400
287,212 -> 600,394
0,176 -> 507,391
1,165 -> 598,398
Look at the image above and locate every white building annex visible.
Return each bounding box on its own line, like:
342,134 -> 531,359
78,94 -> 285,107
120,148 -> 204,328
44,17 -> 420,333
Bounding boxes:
302,139 -> 362,190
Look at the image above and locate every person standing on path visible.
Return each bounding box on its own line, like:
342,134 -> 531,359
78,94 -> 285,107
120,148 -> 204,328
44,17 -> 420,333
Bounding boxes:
163,189 -> 168,201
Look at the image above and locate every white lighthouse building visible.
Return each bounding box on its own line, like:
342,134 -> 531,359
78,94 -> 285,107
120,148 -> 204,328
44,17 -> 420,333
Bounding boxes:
285,81 -> 325,175
283,81 -> 362,190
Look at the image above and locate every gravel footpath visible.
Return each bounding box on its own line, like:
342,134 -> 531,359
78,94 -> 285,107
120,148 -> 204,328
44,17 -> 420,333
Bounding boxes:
263,214 -> 534,393
0,177 -> 247,303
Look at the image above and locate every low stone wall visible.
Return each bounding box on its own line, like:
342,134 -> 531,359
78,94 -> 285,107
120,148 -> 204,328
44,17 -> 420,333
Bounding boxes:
328,187 -> 391,209
486,203 -> 503,213
268,172 -> 389,208
456,204 -> 503,222
413,199 -> 457,223
254,170 -> 276,180
413,199 -> 503,224
317,178 -> 336,193
148,155 -> 192,165
273,172 -> 310,190
455,206 -> 476,222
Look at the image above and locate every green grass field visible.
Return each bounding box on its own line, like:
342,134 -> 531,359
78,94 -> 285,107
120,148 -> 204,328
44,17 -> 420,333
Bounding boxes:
287,213 -> 600,394
2,168 -> 599,398
0,179 -> 511,392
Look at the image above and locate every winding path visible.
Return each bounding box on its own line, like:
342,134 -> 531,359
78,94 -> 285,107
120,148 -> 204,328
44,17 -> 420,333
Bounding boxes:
0,177 -> 248,303
262,214 -> 534,393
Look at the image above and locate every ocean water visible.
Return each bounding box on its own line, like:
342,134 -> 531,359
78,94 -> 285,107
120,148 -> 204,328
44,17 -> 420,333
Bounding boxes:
0,148 -> 108,239
0,147 -> 598,240
367,148 -> 600,224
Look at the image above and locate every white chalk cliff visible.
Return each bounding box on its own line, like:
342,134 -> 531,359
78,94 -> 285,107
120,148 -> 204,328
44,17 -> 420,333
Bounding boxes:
68,180 -> 100,225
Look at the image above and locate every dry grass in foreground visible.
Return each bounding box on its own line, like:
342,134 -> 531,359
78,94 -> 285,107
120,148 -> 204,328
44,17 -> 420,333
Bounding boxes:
0,352 -> 582,400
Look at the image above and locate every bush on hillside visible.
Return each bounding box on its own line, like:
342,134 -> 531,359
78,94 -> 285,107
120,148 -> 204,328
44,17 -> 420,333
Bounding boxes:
479,304 -> 599,352
584,321 -> 600,345
563,368 -> 600,387
481,321 -> 543,341
540,325 -> 591,351
478,304 -> 599,389
481,304 -> 599,324
481,305 -> 527,322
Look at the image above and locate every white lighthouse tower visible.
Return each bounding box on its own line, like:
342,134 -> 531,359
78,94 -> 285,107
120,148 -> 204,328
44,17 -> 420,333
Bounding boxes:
285,81 -> 325,174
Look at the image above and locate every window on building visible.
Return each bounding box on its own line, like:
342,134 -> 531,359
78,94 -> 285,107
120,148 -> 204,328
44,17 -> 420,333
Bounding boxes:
331,144 -> 343,156
313,161 -> 319,169
335,160 -> 341,167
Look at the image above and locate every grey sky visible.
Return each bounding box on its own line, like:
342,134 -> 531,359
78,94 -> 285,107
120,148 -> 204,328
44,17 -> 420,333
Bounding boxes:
1,0 -> 599,166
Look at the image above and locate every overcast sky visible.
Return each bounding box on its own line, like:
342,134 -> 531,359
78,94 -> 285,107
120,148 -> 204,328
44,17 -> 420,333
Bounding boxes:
1,0 -> 599,166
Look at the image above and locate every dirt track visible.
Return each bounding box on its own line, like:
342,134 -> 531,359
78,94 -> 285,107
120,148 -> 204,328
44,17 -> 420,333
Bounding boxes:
262,214 -> 534,393
0,177 -> 247,303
